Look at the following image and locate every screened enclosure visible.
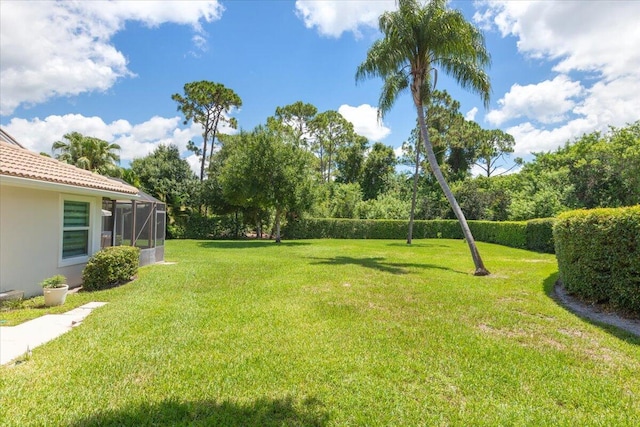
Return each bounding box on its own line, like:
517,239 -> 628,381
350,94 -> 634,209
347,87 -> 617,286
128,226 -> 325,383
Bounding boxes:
101,191 -> 166,266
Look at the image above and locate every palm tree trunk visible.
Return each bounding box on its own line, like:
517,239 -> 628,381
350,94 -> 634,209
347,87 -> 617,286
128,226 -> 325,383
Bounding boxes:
414,98 -> 489,276
407,131 -> 422,244
275,207 -> 282,243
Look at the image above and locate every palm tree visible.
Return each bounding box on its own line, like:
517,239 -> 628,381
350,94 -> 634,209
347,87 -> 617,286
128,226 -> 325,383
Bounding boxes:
356,0 -> 491,275
405,126 -> 422,245
52,132 -> 121,176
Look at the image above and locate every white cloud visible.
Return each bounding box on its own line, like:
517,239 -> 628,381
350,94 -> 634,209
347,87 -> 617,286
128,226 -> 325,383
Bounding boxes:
505,75 -> 640,157
295,0 -> 395,38
475,1 -> 640,156
465,107 -> 478,121
185,153 -> 202,176
476,1 -> 640,80
0,1 -> 223,115
506,119 -> 597,157
486,75 -> 584,126
573,75 -> 640,128
338,104 -> 391,141
2,114 -> 202,163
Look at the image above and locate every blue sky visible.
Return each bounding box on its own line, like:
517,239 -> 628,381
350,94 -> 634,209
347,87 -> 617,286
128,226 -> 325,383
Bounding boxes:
2,1 -> 639,175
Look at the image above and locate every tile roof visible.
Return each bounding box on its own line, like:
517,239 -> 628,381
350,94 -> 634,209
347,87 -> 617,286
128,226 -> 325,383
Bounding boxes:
0,141 -> 138,195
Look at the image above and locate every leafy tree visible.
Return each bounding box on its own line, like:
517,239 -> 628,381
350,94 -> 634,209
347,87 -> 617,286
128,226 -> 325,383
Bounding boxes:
172,81 -> 242,181
561,124 -> 640,208
426,90 -> 467,176
270,101 -> 318,149
130,144 -> 196,212
120,168 -> 141,188
444,119 -> 478,180
614,121 -> 640,205
220,127 -> 314,243
335,134 -> 368,184
451,177 -> 510,221
311,110 -> 355,183
473,128 -> 519,177
356,0 -> 492,275
358,192 -> 411,220
327,183 -> 363,219
505,121 -> 640,217
52,131 -> 121,176
361,142 -> 397,200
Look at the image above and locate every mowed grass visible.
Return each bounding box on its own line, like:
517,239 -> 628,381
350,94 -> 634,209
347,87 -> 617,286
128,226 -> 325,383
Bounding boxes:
1,239 -> 639,426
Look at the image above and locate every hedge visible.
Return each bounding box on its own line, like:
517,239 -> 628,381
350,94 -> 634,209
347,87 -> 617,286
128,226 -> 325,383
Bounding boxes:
282,218 -> 556,253
82,246 -> 140,291
468,221 -> 527,249
168,215 -> 245,240
554,206 -> 640,315
525,218 -> 556,253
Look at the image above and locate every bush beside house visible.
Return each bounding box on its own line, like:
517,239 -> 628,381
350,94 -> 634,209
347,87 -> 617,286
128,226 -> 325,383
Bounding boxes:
82,246 -> 141,291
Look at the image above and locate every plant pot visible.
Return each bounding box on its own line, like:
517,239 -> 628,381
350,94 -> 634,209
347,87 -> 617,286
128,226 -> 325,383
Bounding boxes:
43,285 -> 69,307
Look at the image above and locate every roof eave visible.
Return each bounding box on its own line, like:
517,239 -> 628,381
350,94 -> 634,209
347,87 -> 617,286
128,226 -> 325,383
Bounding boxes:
0,174 -> 140,200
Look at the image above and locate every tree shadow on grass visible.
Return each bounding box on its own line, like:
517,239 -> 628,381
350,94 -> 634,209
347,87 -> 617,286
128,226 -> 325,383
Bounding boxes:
198,240 -> 311,250
386,241 -> 454,249
543,272 -> 640,345
70,395 -> 328,427
307,256 -> 467,275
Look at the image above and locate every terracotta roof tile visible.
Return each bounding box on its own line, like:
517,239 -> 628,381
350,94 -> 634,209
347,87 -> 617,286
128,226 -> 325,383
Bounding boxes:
0,141 -> 138,195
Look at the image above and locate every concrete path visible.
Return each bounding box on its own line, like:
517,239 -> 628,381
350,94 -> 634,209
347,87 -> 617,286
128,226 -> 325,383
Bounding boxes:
0,302 -> 107,365
554,284 -> 640,337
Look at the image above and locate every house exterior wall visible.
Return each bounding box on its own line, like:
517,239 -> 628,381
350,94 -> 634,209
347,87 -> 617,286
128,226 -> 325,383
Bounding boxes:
0,185 -> 102,297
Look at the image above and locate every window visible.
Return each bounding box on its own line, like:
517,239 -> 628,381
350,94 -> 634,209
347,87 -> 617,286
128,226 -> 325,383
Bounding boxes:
62,200 -> 90,259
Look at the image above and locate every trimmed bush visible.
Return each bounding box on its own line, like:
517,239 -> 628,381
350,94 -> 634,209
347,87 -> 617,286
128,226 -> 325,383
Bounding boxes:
283,218 -> 533,249
283,218 -> 465,240
82,246 -> 140,291
169,215 -> 247,240
525,218 -> 556,254
554,206 -> 640,314
469,221 -> 527,249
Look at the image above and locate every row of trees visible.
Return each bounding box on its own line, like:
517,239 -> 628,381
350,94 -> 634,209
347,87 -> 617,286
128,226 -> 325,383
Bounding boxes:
46,111 -> 640,236
46,0 -> 640,274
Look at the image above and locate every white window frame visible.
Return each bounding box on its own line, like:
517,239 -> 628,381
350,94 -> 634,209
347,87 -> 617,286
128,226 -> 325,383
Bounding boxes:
59,195 -> 95,267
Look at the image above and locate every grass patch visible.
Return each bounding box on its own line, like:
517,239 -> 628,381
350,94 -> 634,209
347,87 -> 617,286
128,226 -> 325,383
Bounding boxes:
0,283 -> 132,326
1,239 -> 639,426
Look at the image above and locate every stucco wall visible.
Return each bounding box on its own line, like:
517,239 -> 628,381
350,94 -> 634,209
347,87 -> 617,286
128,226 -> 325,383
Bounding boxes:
0,185 -> 102,297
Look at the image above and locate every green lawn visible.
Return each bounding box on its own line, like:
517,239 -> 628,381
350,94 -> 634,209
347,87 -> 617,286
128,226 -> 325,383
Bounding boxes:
1,239 -> 639,426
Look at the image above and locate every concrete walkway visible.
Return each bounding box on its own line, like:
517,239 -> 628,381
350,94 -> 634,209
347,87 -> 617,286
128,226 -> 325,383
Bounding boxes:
0,302 -> 107,365
554,284 -> 640,337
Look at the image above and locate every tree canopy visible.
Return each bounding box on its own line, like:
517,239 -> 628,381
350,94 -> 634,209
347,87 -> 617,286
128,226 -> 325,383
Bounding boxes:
219,126 -> 315,242
172,81 -> 242,181
130,144 -> 196,211
52,132 -> 121,176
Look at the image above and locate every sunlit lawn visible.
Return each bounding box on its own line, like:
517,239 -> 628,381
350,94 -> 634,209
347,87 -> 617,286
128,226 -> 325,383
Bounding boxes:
1,239 -> 639,426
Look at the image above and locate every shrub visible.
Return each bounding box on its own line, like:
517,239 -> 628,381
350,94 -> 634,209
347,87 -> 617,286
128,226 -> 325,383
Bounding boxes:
526,218 -> 556,253
82,246 -> 140,291
411,220 -> 463,239
169,214 -> 247,240
554,206 -> 640,314
469,221 -> 527,249
283,218 -> 528,245
274,217 -> 559,253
